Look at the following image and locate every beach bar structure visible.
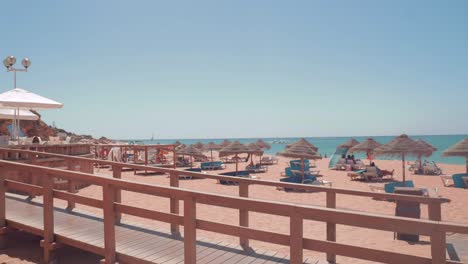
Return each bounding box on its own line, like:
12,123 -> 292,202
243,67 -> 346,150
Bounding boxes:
0,146 -> 466,264
93,144 -> 177,174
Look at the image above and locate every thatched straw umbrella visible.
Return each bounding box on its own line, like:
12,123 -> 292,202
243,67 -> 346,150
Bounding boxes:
255,139 -> 271,150
286,138 -> 318,152
193,142 -> 204,150
177,144 -> 206,168
277,139 -> 321,181
203,142 -> 222,162
374,134 -> 425,183
247,143 -> 264,165
221,139 -> 231,148
349,138 -> 382,163
443,138 -> 468,173
255,139 -> 271,164
414,139 -> 437,172
219,141 -> 250,175
338,138 -> 360,149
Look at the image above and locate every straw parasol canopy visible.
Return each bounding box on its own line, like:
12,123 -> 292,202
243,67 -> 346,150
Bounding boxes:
413,139 -> 437,172
203,142 -> 223,162
374,134 -> 426,182
193,142 -> 204,150
255,139 -> 271,150
349,138 -> 382,162
221,139 -> 231,147
278,139 -> 321,180
443,138 -> 468,173
177,144 -> 206,168
338,138 -> 360,149
247,143 -> 264,165
286,138 -> 318,152
219,141 -> 250,174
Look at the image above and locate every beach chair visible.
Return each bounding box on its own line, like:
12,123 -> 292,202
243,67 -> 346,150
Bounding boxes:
245,164 -> 268,173
201,161 -> 225,170
440,175 -> 454,187
452,173 -> 468,189
422,162 -> 443,175
260,156 -> 278,165
384,181 -> 415,193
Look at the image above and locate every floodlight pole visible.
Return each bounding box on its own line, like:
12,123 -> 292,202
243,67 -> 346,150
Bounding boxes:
6,67 -> 27,88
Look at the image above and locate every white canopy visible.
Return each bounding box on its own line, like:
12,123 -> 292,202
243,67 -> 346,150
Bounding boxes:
0,88 -> 63,109
0,109 -> 39,121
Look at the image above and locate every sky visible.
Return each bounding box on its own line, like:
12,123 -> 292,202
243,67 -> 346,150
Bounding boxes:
1,1 -> 467,140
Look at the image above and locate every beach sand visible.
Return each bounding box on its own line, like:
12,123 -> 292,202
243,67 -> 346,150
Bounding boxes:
3,156 -> 467,263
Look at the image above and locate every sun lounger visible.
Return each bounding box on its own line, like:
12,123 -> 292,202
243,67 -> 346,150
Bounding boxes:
452,173 -> 468,189
260,156 -> 278,165
245,163 -> 267,173
440,175 -> 453,187
200,161 -> 225,170
218,170 -> 250,185
384,181 -> 415,193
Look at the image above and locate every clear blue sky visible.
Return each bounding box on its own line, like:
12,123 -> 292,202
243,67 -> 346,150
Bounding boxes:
1,1 -> 467,139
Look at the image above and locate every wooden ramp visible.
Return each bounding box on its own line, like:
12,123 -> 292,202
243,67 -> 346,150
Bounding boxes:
5,196 -> 321,264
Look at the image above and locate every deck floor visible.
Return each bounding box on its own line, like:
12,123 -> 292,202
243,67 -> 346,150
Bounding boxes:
5,196 -> 324,264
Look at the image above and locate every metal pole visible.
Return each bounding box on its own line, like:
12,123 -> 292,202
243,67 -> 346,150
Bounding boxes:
14,70 -> 16,88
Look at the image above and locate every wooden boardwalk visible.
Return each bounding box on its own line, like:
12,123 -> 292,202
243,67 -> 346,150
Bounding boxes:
5,195 -> 322,264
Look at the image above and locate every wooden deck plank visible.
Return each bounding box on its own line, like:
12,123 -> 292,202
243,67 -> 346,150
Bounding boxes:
4,196 -> 300,264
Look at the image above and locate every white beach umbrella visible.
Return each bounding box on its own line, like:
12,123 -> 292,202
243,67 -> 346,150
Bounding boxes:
0,88 -> 63,140
0,108 -> 39,121
0,88 -> 63,109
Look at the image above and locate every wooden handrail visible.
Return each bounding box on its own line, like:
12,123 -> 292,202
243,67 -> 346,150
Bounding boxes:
1,161 -> 467,264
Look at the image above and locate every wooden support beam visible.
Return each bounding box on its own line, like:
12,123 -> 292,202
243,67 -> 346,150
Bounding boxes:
102,183 -> 116,264
290,214 -> 303,264
431,231 -> 446,264
170,172 -> 180,235
184,197 -> 196,264
42,174 -> 56,264
428,202 -> 442,221
0,166 -> 6,249
239,182 -> 250,249
112,166 -> 122,223
326,191 -> 337,263
66,160 -> 76,211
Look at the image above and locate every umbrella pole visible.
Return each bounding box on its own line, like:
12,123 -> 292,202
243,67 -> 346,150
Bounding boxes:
211,150 -> 213,162
235,154 -> 239,175
301,158 -> 305,183
418,154 -> 423,174
402,153 -> 406,184
466,157 -> 468,174
190,156 -> 193,168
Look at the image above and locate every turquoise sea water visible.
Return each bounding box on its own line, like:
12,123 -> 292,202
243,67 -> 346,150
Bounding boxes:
126,135 -> 468,165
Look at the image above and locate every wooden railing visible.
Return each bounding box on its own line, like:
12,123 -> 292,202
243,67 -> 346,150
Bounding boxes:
0,160 -> 466,264
0,147 -> 454,263
6,143 -> 91,156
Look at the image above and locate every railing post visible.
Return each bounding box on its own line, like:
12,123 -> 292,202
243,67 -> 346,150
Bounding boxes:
290,213 -> 303,264
41,174 -> 57,264
239,182 -> 250,249
112,165 -> 122,223
28,154 -> 37,200
102,183 -> 116,264
66,160 -> 76,211
428,201 -> 442,221
326,191 -> 337,263
184,197 -> 196,264
431,230 -> 446,264
170,172 -> 180,235
0,165 -> 7,249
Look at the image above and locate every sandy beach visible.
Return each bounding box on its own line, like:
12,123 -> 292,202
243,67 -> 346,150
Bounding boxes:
26,155 -> 462,264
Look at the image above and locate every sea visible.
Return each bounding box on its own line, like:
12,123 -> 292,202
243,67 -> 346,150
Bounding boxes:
125,135 -> 468,165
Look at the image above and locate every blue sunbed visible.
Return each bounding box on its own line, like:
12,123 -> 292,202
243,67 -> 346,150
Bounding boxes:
384,181 -> 415,193
201,161 -> 225,170
452,173 -> 468,189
